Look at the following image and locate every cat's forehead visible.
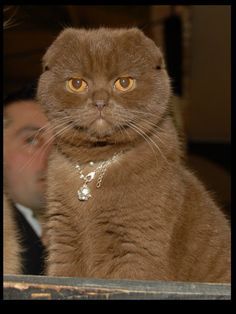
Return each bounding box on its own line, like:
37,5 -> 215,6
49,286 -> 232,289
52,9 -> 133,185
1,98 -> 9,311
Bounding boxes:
44,28 -> 162,74
59,27 -> 154,51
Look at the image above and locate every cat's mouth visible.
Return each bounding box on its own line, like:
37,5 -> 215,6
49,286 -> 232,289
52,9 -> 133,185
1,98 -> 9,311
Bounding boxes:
71,116 -> 132,146
73,117 -> 130,133
71,117 -> 113,141
90,141 -> 114,147
89,117 -> 113,137
72,117 -> 109,131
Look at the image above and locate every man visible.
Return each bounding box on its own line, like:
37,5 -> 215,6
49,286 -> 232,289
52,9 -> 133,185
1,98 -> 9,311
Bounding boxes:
4,83 -> 53,275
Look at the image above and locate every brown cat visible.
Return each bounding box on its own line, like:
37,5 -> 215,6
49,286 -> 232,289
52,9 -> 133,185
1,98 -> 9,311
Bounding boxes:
37,27 -> 230,282
3,191 -> 22,274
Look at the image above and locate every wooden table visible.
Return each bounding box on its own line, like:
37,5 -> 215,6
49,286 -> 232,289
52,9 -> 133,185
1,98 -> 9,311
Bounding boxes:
3,275 -> 231,300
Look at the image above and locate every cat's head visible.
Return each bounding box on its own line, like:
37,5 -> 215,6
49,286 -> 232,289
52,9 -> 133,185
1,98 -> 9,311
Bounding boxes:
37,27 -> 171,149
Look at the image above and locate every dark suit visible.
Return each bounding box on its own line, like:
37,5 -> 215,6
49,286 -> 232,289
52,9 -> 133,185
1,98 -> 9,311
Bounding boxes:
12,204 -> 46,275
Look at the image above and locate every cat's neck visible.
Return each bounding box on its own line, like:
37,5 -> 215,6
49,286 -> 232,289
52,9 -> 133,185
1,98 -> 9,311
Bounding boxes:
55,140 -> 134,165
54,118 -> 182,167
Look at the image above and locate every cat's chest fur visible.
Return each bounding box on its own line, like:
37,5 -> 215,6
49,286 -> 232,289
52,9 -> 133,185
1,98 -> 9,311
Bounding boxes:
45,147 -> 181,278
47,147 -> 178,217
45,146 -> 230,281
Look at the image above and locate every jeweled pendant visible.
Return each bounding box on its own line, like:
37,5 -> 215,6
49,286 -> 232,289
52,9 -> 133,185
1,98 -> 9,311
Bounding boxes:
77,184 -> 91,201
85,171 -> 95,182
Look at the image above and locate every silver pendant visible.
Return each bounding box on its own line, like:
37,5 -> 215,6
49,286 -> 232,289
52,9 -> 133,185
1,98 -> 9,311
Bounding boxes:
85,171 -> 95,182
77,184 -> 91,201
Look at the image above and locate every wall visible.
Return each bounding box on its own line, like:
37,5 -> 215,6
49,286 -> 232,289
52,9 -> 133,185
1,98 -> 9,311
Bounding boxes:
186,5 -> 231,142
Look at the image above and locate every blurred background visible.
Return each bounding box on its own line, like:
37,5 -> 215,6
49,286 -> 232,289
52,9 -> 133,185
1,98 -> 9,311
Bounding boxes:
3,5 -> 231,218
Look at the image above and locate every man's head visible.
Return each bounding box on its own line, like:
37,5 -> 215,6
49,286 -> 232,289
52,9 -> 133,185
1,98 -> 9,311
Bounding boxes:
4,84 -> 53,215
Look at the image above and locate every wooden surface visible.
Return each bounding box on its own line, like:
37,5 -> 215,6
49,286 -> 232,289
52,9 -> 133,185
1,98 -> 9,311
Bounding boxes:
3,275 -> 231,300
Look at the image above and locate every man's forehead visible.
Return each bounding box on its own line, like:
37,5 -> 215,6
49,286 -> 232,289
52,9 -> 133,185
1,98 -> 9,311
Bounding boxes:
6,100 -> 42,114
4,100 -> 48,126
4,102 -> 49,141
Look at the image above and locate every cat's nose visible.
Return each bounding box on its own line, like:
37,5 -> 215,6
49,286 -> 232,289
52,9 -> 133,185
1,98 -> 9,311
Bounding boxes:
95,100 -> 106,111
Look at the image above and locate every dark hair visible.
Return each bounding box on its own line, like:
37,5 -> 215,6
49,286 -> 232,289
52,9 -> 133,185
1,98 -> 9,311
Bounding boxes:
4,82 -> 38,108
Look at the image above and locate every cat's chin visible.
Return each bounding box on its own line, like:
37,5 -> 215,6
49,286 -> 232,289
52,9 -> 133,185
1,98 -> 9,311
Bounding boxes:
88,117 -> 113,138
94,117 -> 108,128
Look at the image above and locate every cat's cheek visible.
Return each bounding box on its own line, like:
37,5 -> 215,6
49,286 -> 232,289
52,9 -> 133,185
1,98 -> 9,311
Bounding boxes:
37,73 -> 55,105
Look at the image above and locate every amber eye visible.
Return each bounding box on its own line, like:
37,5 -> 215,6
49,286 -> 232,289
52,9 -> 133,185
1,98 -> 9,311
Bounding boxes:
114,77 -> 135,92
66,78 -> 88,93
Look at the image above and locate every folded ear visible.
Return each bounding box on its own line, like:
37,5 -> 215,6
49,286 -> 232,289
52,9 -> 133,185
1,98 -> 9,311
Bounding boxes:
156,56 -> 165,70
42,28 -> 77,72
130,28 -> 166,70
144,37 -> 166,70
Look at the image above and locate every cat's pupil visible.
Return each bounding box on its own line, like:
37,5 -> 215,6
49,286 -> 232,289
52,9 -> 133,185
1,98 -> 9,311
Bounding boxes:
72,79 -> 82,89
119,78 -> 130,88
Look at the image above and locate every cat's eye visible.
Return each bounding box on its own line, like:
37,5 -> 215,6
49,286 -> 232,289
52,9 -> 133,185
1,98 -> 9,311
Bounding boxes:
114,77 -> 135,92
66,78 -> 88,93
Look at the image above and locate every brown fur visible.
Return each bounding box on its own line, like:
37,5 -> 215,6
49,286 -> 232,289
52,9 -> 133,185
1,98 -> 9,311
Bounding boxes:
3,191 -> 22,274
37,27 -> 231,282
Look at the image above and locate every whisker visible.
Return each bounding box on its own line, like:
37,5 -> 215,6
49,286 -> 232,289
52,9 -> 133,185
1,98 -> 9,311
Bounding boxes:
114,108 -> 167,133
112,109 -> 168,152
127,121 -> 170,166
116,122 -> 127,143
125,116 -> 168,147
125,122 -> 159,165
124,115 -> 168,135
20,117 -> 71,153
124,107 -> 166,117
18,119 -> 73,172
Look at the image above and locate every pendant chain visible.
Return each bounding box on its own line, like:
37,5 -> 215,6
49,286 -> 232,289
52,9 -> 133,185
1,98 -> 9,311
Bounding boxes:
96,162 -> 109,188
75,152 -> 120,201
75,157 -> 115,188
